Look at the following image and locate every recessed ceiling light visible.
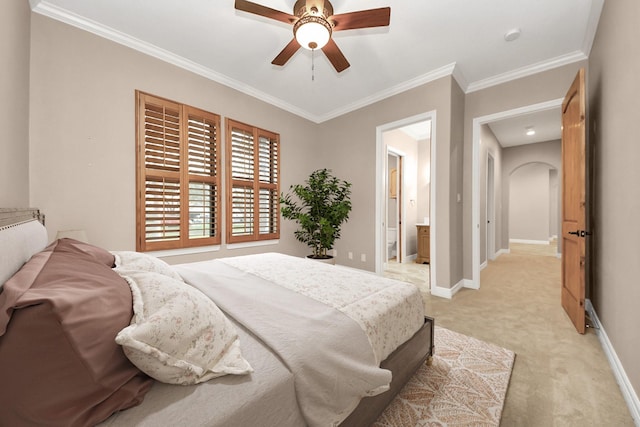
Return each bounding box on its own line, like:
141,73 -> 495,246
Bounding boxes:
504,28 -> 521,42
526,126 -> 535,136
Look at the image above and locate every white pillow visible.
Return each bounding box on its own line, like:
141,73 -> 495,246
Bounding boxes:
115,271 -> 253,385
112,251 -> 182,281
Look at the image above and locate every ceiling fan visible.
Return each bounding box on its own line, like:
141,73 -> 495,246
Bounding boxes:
234,0 -> 391,72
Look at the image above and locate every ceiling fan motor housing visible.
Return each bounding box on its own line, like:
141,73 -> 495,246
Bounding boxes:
293,0 -> 334,20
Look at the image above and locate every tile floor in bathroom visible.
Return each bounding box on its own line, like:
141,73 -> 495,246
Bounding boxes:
382,258 -> 430,293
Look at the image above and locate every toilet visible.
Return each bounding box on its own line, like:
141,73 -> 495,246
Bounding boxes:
387,228 -> 397,259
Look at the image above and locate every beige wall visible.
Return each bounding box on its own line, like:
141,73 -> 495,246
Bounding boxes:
449,81 -> 466,285
479,124 -> 503,263
508,162 -> 552,242
1,0 -> 31,207
28,14 -> 319,263
417,136 -> 431,224
549,169 -> 559,239
588,0 -> 640,406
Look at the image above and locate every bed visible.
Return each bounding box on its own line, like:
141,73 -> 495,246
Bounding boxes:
0,208 -> 434,427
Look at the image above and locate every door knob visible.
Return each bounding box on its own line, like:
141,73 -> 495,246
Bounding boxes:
568,230 -> 592,237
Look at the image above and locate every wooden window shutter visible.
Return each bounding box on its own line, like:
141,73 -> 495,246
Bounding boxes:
184,106 -> 222,246
226,119 -> 280,243
257,131 -> 279,239
136,92 -> 221,251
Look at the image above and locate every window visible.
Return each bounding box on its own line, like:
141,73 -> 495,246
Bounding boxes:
226,119 -> 280,244
136,91 -> 221,251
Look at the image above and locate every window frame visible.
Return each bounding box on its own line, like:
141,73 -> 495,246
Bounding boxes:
225,118 -> 280,244
135,91 -> 222,252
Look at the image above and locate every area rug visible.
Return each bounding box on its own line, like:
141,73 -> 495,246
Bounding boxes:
374,326 -> 515,427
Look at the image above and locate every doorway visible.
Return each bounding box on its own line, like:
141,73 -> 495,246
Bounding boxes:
375,112 -> 435,291
471,98 -> 564,289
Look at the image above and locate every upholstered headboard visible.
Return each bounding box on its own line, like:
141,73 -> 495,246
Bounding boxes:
0,208 -> 48,286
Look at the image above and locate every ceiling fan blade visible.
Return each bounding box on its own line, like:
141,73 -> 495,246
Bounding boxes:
331,7 -> 391,31
272,39 -> 302,66
322,38 -> 350,73
235,0 -> 296,25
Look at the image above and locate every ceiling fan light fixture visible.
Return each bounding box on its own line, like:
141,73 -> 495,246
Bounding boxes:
294,15 -> 332,50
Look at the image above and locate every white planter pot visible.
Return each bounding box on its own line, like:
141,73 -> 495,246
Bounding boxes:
306,255 -> 336,265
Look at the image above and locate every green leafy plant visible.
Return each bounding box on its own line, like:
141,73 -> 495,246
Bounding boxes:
280,168 -> 352,259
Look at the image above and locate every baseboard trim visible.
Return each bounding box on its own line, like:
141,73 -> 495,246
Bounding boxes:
405,254 -> 417,262
431,279 -> 466,299
496,248 -> 511,257
586,299 -> 640,425
463,278 -> 478,290
430,285 -> 452,299
509,238 -> 550,245
480,260 -> 488,271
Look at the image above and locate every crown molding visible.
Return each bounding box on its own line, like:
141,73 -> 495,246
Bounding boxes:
316,63 -> 457,123
30,1 -> 319,122
451,64 -> 469,93
465,50 -> 588,93
29,0 -> 600,122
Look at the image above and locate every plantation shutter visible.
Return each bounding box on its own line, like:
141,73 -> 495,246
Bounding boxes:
185,106 -> 221,243
226,119 -> 280,243
257,132 -> 279,239
136,92 -> 221,251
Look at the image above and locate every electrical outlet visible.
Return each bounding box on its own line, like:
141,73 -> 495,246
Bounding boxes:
348,252 -> 353,260
360,253 -> 366,262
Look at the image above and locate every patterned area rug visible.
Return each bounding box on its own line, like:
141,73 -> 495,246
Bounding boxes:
374,326 -> 515,427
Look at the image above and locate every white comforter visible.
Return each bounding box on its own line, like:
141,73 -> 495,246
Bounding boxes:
174,253 -> 425,427
218,253 -> 425,363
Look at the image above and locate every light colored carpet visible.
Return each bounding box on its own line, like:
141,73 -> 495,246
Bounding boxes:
374,326 -> 515,427
390,241 -> 635,426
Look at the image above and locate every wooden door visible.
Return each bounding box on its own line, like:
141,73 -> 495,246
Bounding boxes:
561,68 -> 587,334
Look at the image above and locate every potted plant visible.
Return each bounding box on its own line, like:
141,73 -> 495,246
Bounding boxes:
280,168 -> 352,262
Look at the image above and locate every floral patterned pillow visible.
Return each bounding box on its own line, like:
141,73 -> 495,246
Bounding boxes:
112,251 -> 182,281
115,271 -> 253,385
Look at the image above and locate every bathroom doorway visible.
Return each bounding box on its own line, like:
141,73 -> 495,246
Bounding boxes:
386,151 -> 403,264
375,112 -> 434,292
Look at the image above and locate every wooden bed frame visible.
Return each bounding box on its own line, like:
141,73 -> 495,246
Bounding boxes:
342,316 -> 434,426
0,207 -> 434,426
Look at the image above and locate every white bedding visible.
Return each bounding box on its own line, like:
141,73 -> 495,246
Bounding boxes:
100,319 -> 306,427
104,252 -> 425,427
218,253 -> 425,363
175,258 -> 394,427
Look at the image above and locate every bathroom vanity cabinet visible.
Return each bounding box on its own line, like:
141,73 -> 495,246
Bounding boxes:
416,225 -> 430,264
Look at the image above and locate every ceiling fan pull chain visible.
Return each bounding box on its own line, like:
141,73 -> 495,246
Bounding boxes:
311,48 -> 315,81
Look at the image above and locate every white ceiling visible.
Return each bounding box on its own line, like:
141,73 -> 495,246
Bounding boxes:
400,121 -> 432,142
488,107 -> 562,148
30,0 -> 602,126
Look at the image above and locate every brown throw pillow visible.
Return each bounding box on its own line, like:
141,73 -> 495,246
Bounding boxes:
0,239 -> 153,427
